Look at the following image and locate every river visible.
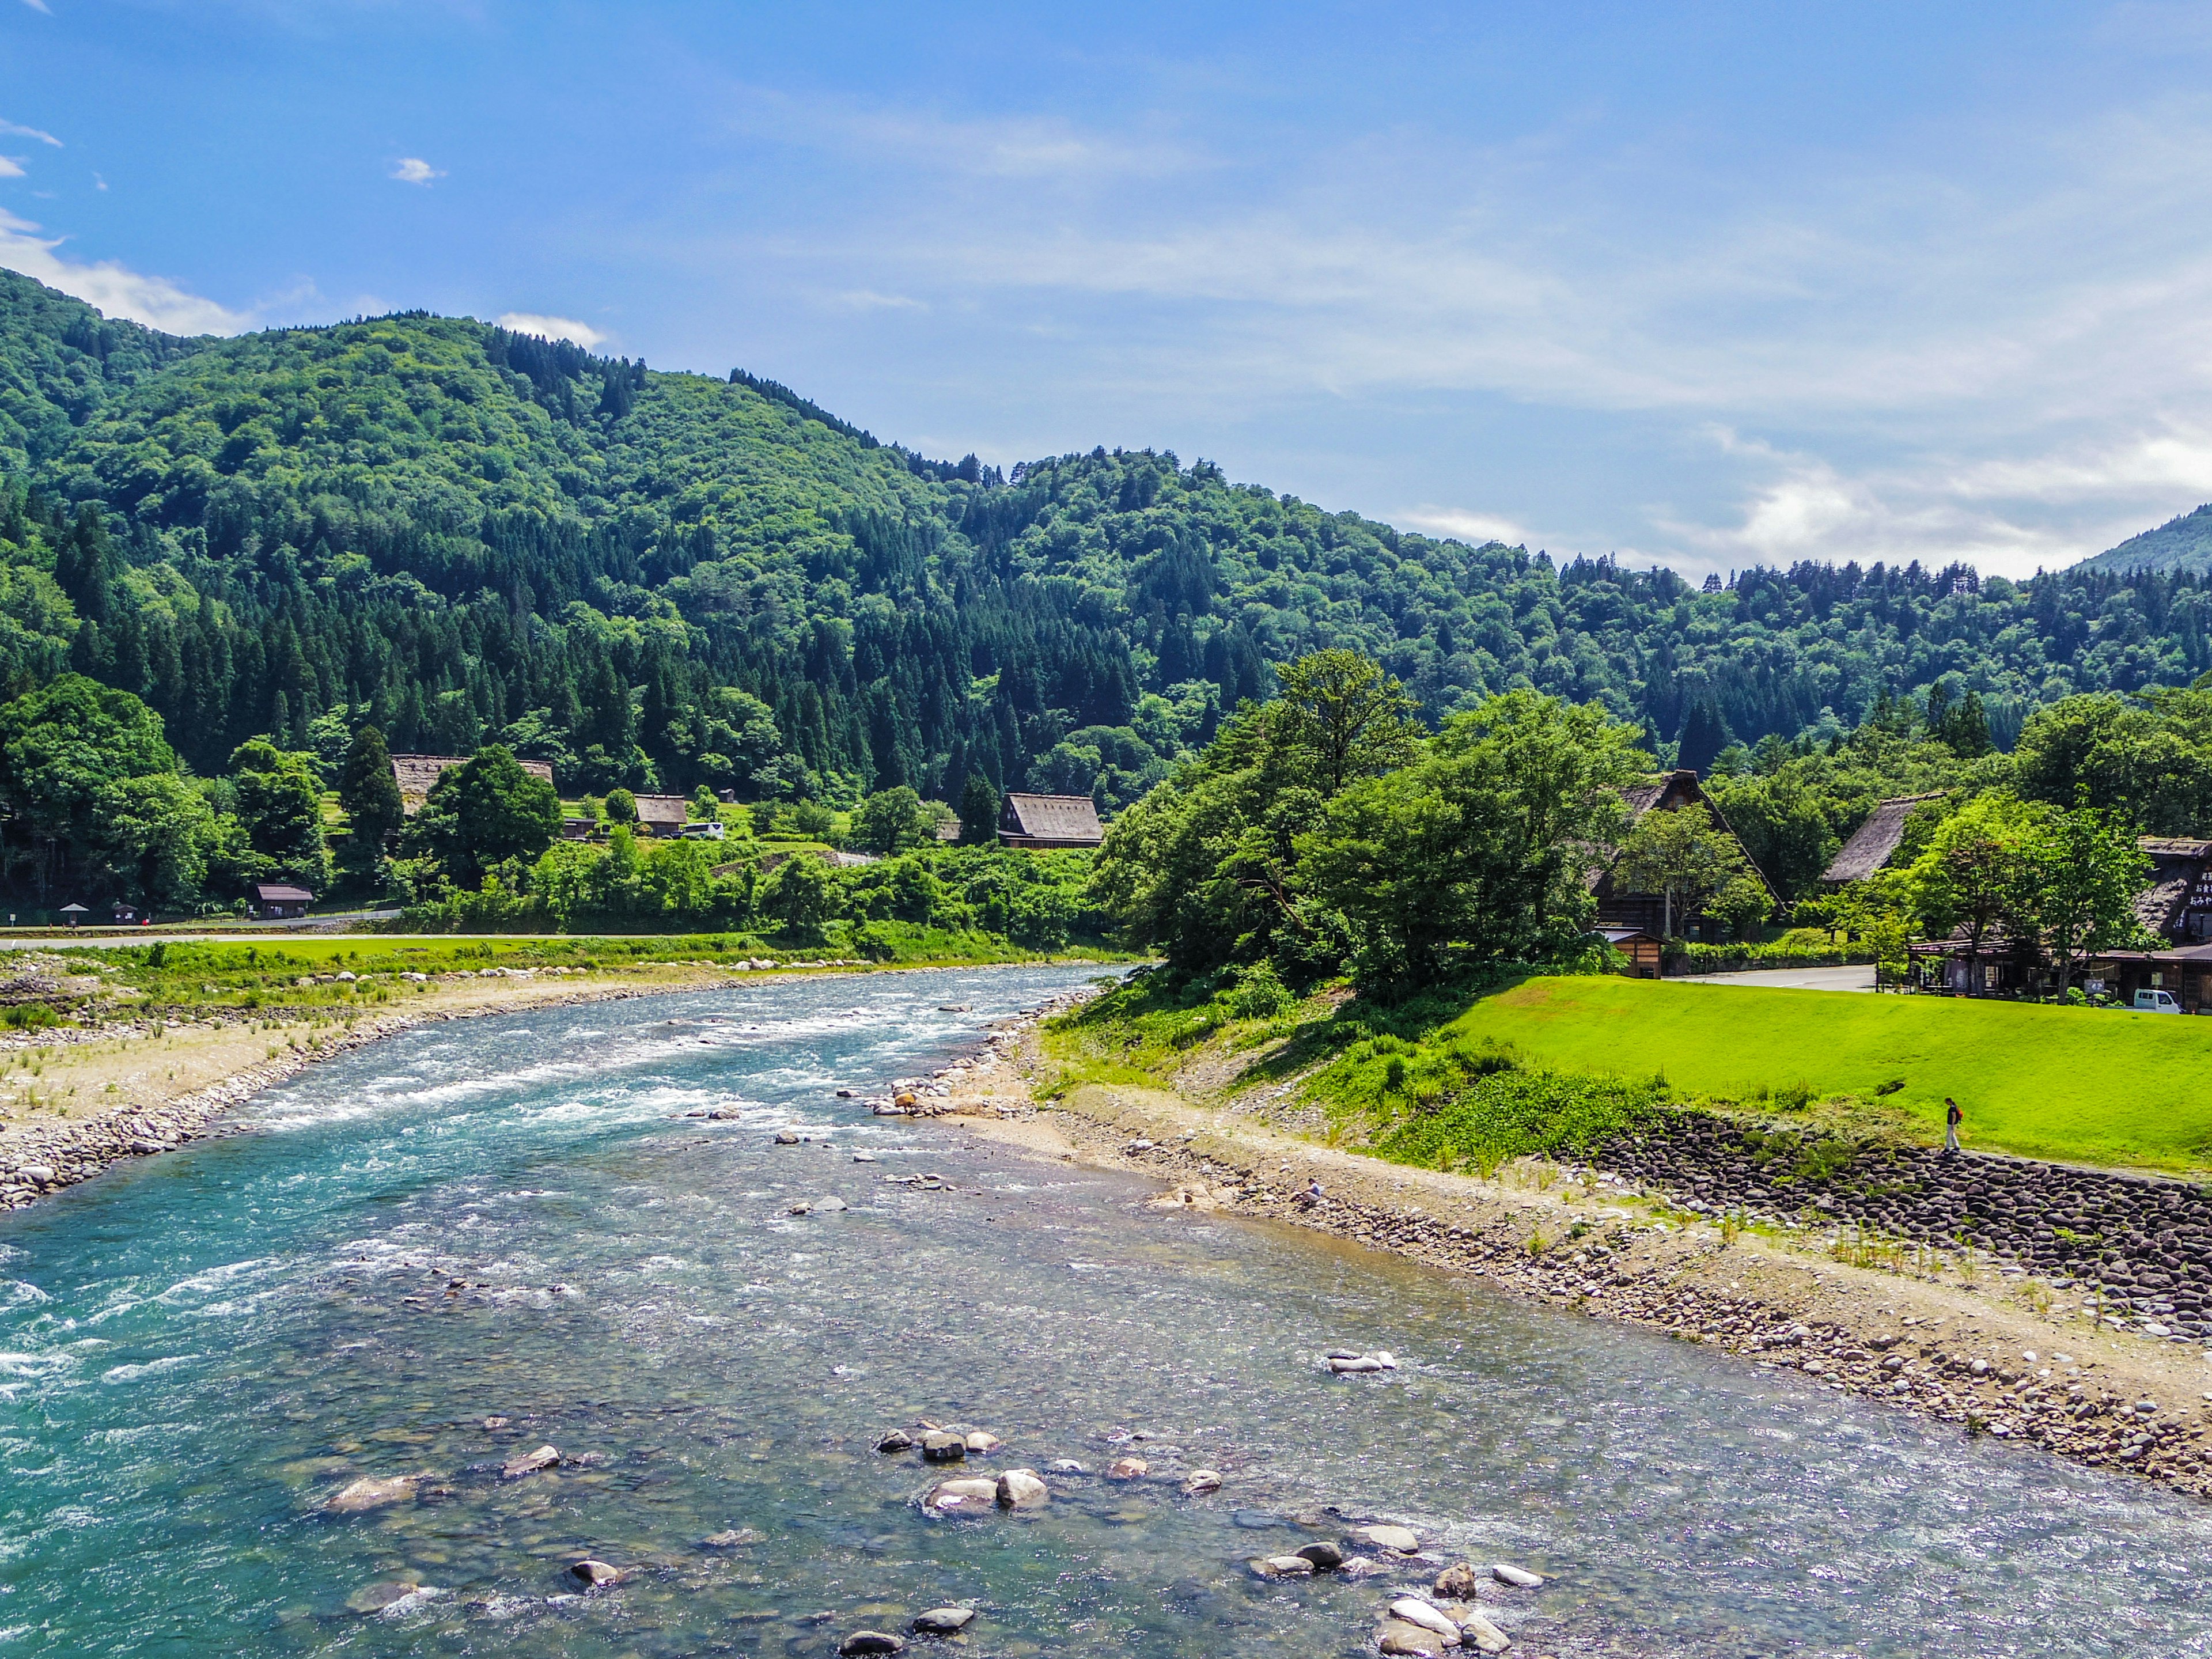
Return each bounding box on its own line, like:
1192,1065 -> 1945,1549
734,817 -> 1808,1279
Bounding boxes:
3,964 -> 2211,1657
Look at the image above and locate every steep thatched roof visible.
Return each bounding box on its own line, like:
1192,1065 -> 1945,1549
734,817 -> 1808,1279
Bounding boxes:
1820,793 -> 1944,884
999,793 -> 1104,846
391,753 -> 556,815
2134,837 -> 2212,936
632,793 -> 688,828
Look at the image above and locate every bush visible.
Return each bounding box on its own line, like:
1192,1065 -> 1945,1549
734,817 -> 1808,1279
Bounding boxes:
1221,960 -> 1295,1020
1375,1068 -> 1662,1171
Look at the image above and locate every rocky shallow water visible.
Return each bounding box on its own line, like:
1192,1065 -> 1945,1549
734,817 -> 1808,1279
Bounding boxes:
7,965 -> 2212,1657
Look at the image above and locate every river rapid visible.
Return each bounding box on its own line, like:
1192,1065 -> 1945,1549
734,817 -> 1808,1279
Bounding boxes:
5,964 -> 2212,1658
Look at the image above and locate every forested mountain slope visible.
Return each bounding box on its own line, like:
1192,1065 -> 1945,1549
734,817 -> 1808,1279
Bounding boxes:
4,266 -> 2212,807
2077,502 -> 2212,577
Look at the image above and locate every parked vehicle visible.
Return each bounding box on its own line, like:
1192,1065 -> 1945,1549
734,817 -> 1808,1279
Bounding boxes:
2133,988 -> 2183,1013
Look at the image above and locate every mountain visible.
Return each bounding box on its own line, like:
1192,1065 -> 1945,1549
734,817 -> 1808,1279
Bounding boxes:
6,265 -> 2212,805
2075,502 -> 2212,577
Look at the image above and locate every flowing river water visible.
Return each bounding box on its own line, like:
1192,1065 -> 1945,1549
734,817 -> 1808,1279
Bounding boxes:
5,964 -> 2212,1658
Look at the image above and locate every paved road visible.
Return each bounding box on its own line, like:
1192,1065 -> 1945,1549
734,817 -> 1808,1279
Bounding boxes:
1671,963 -> 1878,992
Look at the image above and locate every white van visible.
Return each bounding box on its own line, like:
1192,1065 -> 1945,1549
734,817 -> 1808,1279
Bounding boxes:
2133,988 -> 2182,1013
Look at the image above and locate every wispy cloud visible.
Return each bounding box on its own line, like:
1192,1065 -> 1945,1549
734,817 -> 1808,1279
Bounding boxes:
493,310 -> 605,347
0,159 -> 24,180
391,157 -> 444,186
0,209 -> 251,335
16,0 -> 51,15
830,289 -> 926,312
0,118 -> 59,147
1395,506 -> 1529,549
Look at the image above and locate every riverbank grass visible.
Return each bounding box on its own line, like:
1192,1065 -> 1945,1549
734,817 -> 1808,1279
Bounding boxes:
1047,971 -> 2212,1174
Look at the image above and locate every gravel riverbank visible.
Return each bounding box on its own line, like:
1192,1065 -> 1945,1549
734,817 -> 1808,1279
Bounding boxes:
900,1016 -> 2212,1502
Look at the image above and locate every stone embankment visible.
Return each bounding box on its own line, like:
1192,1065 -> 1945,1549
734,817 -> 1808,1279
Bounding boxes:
1592,1113 -> 2212,1343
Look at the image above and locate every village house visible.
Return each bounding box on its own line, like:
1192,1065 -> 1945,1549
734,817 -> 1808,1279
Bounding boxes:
1818,793 -> 1946,886
997,793 -> 1105,850
1589,769 -> 1772,942
252,882 -> 315,920
630,794 -> 690,837
390,753 -> 556,817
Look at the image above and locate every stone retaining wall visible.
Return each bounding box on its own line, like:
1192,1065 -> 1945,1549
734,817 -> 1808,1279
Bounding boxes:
1589,1113 -> 2212,1339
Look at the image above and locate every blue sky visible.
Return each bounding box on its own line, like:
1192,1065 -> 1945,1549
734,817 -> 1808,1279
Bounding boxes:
6,2 -> 2212,578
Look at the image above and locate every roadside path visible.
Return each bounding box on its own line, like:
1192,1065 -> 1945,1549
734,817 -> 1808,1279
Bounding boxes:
1673,963 -> 1876,991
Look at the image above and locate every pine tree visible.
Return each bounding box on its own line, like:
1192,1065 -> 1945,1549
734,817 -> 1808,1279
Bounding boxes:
957,773 -> 999,846
339,724 -> 405,848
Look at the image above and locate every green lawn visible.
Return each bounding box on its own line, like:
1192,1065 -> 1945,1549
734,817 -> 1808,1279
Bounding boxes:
1445,977 -> 2212,1172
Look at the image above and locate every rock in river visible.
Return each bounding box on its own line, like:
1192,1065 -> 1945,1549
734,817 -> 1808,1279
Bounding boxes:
963,1430 -> 1001,1453
345,1580 -> 430,1615
1183,1468 -> 1222,1494
927,1477 -> 1001,1513
1249,1555 -> 1315,1578
1296,1541 -> 1346,1571
840,1632 -> 906,1656
702,1528 -> 766,1548
1431,1563 -> 1479,1599
1391,1598 -> 1465,1642
1378,1620 -> 1453,1656
876,1429 -> 916,1453
921,1431 -> 967,1463
1491,1563 -> 1543,1588
1460,1609 -> 1512,1654
1354,1523 -> 1421,1554
996,1467 -> 1050,1508
1106,1456 -> 1149,1480
502,1445 -> 560,1479
324,1475 -> 416,1513
569,1559 -> 623,1588
912,1607 -> 976,1635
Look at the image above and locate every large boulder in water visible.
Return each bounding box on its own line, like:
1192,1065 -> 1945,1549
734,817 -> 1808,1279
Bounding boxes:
324,1476 -> 415,1513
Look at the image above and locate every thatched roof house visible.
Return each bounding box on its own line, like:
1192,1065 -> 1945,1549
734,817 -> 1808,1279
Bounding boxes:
2134,837 -> 2212,941
1820,793 -> 1945,885
392,753 -> 556,816
998,793 -> 1104,849
632,794 -> 689,835
1590,768 -> 1772,940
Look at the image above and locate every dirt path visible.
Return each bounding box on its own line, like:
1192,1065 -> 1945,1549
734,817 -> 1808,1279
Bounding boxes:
914,1030 -> 2212,1500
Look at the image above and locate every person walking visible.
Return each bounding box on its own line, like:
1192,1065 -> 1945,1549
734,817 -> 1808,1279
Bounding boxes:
1943,1097 -> 1963,1155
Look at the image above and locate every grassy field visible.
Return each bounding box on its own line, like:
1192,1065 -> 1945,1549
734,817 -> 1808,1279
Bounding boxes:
1044,969 -> 2212,1175
1442,978 -> 2212,1171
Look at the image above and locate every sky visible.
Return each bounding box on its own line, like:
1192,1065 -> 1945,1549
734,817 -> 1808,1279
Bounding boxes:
5,2 -> 2212,579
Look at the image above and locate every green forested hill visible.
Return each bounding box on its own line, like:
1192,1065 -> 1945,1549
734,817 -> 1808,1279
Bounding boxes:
6,264 -> 2212,810
2076,502 -> 2212,577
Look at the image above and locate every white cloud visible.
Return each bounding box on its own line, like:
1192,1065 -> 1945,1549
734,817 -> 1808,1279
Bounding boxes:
0,158 -> 23,179
494,311 -> 604,347
391,157 -> 444,186
16,1 -> 50,15
0,119 -> 59,146
0,209 -> 251,335
830,289 -> 926,312
1395,506 -> 1529,548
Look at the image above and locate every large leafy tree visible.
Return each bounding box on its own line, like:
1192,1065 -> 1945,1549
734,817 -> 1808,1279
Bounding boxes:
1617,808 -> 1758,941
2018,800 -> 2152,996
851,786 -> 934,854
93,774 -> 217,912
230,738 -> 331,889
407,744 -> 561,887
1907,791 -> 2038,971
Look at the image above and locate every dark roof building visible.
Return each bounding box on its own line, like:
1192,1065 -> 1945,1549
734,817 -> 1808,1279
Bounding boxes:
998,793 -> 1104,849
1820,793 -> 1946,885
1589,769 -> 1773,941
253,882 -> 315,919
2133,837 -> 2212,942
391,753 -> 556,816
631,794 -> 689,835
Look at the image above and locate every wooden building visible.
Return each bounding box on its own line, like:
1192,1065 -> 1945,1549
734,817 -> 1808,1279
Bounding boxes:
252,882 -> 315,920
1599,926 -> 1664,978
998,793 -> 1105,850
631,794 -> 690,836
1589,770 -> 1772,941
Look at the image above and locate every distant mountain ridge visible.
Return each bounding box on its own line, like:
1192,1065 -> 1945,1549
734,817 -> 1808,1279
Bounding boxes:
2076,502 -> 2212,576
7,264 -> 2212,803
